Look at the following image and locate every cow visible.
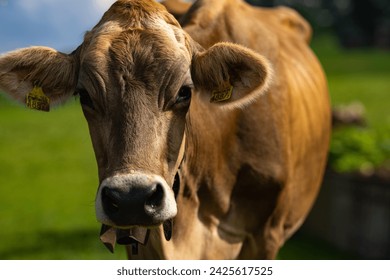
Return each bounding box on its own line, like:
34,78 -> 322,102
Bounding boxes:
0,0 -> 330,259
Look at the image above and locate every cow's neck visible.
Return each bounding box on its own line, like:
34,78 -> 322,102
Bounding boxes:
184,97 -> 241,224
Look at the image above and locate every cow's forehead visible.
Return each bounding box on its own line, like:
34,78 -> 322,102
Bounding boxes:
79,20 -> 191,93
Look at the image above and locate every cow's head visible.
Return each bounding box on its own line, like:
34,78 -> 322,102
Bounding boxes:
0,0 -> 271,233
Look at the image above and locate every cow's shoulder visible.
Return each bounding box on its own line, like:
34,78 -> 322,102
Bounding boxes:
181,0 -> 312,49
180,0 -> 232,47
161,0 -> 192,19
271,6 -> 312,43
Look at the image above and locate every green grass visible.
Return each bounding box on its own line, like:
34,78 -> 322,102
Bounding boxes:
311,35 -> 390,131
278,234 -> 357,260
0,34 -> 388,259
0,97 -> 126,259
309,35 -> 390,173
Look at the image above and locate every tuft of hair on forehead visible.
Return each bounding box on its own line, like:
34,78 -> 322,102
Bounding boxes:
81,0 -> 186,66
95,0 -> 181,31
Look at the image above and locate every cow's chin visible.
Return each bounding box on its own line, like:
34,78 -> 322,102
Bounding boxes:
99,224 -> 151,253
99,219 -> 174,253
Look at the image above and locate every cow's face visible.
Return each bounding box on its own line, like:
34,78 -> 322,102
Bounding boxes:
80,22 -> 193,227
0,0 -> 272,229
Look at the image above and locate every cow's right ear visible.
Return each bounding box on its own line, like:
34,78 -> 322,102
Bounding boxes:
191,42 -> 273,109
0,46 -> 78,110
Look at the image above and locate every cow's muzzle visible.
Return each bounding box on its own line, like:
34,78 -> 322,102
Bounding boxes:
95,173 -> 177,227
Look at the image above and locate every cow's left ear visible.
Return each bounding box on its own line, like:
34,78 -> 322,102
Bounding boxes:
0,46 -> 78,111
191,42 -> 272,109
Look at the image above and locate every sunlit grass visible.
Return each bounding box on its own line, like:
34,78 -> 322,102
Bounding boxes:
328,74 -> 390,129
311,35 -> 390,130
0,97 -> 126,259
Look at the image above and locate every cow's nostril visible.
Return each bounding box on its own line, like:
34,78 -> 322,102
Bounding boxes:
97,175 -> 177,227
145,183 -> 164,210
102,187 -> 120,214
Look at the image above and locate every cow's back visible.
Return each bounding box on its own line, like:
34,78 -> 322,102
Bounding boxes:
180,0 -> 331,259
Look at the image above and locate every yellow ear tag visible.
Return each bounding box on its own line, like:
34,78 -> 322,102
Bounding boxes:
26,85 -> 50,112
210,81 -> 233,103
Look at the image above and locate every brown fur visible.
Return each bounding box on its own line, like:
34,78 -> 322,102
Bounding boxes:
161,0 -> 193,19
0,0 -> 330,259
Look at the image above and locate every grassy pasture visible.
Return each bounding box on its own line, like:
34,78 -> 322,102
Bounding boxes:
313,35 -> 390,131
0,34 -> 389,259
0,99 -> 126,259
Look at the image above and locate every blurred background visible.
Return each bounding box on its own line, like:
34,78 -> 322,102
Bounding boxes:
0,0 -> 389,259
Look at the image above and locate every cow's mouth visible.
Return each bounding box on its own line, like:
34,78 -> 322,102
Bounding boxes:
100,219 -> 174,254
99,224 -> 149,254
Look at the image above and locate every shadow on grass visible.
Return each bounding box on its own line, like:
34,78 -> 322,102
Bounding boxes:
278,232 -> 359,260
0,228 -> 127,260
1,229 -> 359,260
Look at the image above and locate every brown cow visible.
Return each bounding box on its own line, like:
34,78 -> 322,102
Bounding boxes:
0,0 -> 330,259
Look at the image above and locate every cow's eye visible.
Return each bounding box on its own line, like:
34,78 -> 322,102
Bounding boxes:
77,88 -> 94,109
176,86 -> 192,104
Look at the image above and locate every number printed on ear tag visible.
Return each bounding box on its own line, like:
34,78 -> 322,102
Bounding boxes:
26,85 -> 50,112
210,82 -> 233,103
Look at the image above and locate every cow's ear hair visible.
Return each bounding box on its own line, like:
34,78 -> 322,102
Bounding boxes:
191,42 -> 272,109
0,46 -> 79,109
